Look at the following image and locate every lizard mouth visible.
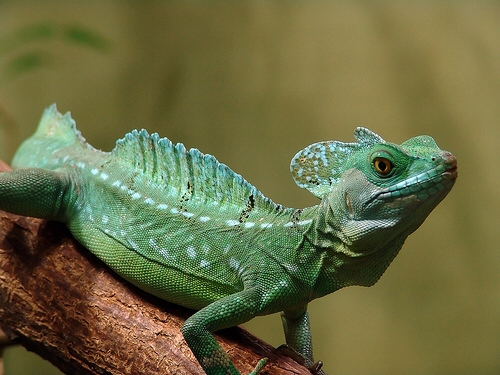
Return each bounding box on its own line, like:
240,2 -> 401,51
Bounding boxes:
377,152 -> 457,202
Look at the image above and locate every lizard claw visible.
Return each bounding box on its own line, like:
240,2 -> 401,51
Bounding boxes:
308,360 -> 327,375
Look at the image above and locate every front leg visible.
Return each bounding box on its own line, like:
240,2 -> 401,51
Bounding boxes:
281,305 -> 327,375
181,289 -> 268,375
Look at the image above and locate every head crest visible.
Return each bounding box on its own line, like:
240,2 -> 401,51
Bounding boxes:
290,127 -> 385,198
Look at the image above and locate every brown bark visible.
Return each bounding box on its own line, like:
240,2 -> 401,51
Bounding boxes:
0,163 -> 310,374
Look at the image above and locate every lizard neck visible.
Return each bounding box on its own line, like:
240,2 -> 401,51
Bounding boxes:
302,199 -> 406,299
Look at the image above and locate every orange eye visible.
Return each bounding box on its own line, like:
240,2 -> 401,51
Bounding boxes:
374,157 -> 393,176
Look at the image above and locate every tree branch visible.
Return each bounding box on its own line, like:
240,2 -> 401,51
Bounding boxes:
0,162 -> 310,374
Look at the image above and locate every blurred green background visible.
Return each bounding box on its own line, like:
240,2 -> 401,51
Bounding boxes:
0,2 -> 498,374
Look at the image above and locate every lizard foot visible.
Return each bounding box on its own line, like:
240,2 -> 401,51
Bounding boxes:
275,345 -> 327,375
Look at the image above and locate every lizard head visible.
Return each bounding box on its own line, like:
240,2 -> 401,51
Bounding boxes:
291,127 -> 457,258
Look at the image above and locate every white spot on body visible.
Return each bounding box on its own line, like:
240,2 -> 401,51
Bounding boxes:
100,172 -> 109,180
170,208 -> 179,214
84,206 -> 94,222
298,219 -> 313,226
131,192 -> 142,200
157,204 -> 168,210
244,222 -> 255,228
182,211 -> 195,218
229,257 -> 240,270
144,197 -> 155,205
187,246 -> 197,259
159,248 -> 172,259
199,216 -> 211,222
200,259 -> 211,268
149,239 -> 172,259
91,168 -> 99,175
112,180 -> 122,187
77,162 -> 86,169
283,222 -> 294,227
285,263 -> 299,273
226,220 -> 239,227
102,215 -> 109,224
260,223 -> 273,229
128,240 -> 139,251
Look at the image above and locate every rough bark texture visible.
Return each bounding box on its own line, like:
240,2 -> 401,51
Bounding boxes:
0,162 -> 310,374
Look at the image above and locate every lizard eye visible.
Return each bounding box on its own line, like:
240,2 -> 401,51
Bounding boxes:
373,157 -> 393,176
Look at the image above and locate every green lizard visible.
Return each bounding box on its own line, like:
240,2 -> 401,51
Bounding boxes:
0,105 -> 457,374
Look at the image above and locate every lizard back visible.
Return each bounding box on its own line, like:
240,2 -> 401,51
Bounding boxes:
12,105 -> 308,310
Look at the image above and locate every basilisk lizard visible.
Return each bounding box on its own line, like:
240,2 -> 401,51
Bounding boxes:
0,105 -> 457,374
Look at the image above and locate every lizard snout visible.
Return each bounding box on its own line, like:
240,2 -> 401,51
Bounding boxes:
442,152 -> 458,182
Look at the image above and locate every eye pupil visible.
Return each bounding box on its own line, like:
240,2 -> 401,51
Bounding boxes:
374,157 -> 393,176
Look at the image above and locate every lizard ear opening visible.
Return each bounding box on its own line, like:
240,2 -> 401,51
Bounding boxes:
290,127 -> 386,199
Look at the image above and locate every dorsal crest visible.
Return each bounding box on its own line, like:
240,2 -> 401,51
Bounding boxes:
290,127 -> 385,199
15,105 -> 277,214
112,129 -> 276,212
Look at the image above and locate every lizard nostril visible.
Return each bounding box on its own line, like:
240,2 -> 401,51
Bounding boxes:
444,152 -> 457,166
442,152 -> 458,181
